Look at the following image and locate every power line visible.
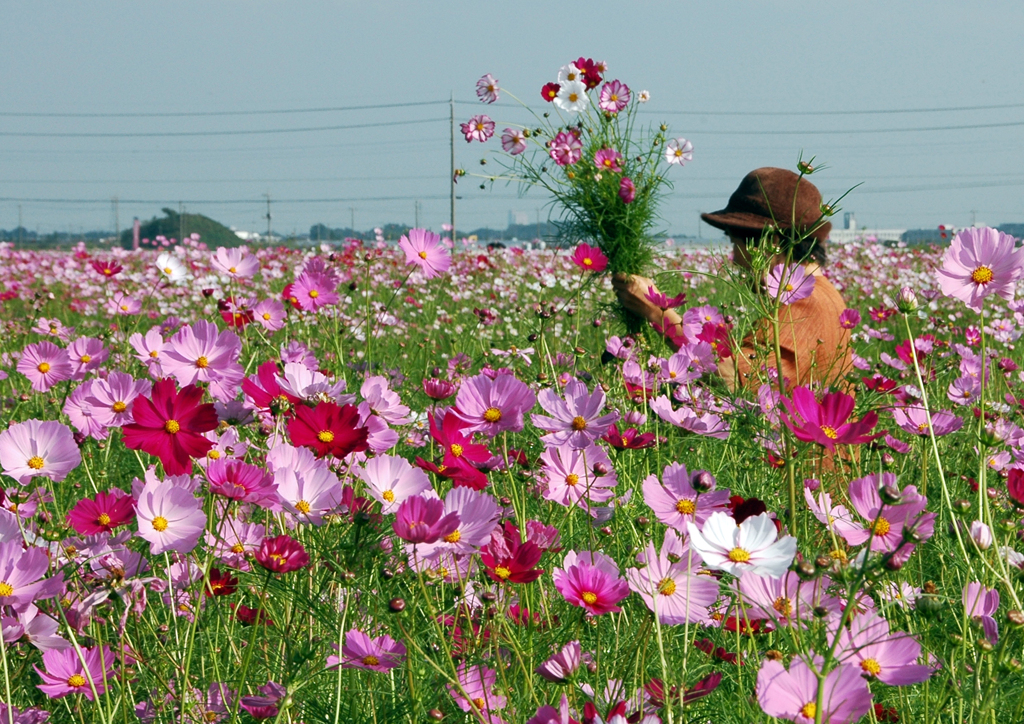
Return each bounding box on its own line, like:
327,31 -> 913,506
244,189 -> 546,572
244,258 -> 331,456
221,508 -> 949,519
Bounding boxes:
0,100 -> 449,119
0,117 -> 448,138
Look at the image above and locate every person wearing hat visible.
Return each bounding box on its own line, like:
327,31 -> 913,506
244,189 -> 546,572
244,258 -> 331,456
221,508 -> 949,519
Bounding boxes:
612,167 -> 853,390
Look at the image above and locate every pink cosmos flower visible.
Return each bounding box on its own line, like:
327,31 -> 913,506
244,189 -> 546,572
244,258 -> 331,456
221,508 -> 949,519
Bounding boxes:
160,321 -> 242,388
461,114 -> 495,142
833,611 -> 931,685
765,264 -> 816,305
211,246 -> 259,279
291,270 -> 340,312
0,539 -> 64,611
532,378 -> 619,448
936,227 -> 1024,311
107,292 -> 142,316
838,308 -> 861,329
67,337 -> 108,380
553,550 -> 630,616
392,495 -> 460,545
207,458 -> 278,507
737,571 -> 839,628
664,138 -> 693,166
414,486 -> 500,559
452,372 -> 536,436
134,479 -> 206,555
500,128 -> 527,155
598,80 -> 630,112
571,243 -> 609,272
540,442 -> 617,512
642,462 -> 731,531
536,641 -> 589,683
399,228 -> 452,279
448,663 -> 507,718
594,148 -> 624,173
476,74 -> 500,104
831,473 -> 935,553
780,386 -> 881,452
0,419 -> 81,485
17,341 -> 72,392
891,406 -> 963,436
963,581 -> 1000,644
755,657 -> 871,724
253,298 -> 286,332
358,454 -> 431,513
626,542 -> 719,625
255,535 -> 310,573
66,489 -> 135,536
89,371 -> 152,428
35,645 -> 116,701
129,327 -> 165,373
649,396 -> 730,439
328,629 -> 406,671
687,512 -> 797,578
64,383 -> 108,439
619,177 -> 636,204
274,461 -> 341,525
548,130 -> 583,166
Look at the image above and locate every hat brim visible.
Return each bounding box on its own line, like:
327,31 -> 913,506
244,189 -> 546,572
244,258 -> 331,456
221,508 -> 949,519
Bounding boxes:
700,209 -> 779,236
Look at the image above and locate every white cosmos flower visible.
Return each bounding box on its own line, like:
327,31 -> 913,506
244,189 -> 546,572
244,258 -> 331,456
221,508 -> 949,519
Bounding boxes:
554,81 -> 589,113
638,90 -> 651,103
556,64 -> 583,84
686,512 -> 796,578
664,137 -> 694,166
156,253 -> 189,283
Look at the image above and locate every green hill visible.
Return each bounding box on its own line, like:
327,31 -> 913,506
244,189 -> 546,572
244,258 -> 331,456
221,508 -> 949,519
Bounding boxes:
120,208 -> 241,249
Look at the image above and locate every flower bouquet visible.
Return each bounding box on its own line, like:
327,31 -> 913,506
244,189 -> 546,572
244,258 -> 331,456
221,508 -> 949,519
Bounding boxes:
462,59 -> 693,331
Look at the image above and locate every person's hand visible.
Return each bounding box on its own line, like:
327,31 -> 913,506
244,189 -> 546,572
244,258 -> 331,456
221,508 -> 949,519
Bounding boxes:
611,273 -> 661,323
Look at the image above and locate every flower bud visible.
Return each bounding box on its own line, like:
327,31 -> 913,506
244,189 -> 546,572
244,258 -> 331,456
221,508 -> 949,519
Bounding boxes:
970,520 -> 994,550
1008,610 -> 1024,628
794,560 -> 817,581
636,516 -> 650,527
388,598 -> 406,613
797,161 -> 815,175
952,499 -> 972,515
592,462 -> 610,476
819,203 -> 836,217
978,639 -> 994,652
428,709 -> 445,720
599,526 -> 613,536
813,606 -> 830,619
892,286 -> 918,313
690,470 -> 717,493
880,485 -> 903,505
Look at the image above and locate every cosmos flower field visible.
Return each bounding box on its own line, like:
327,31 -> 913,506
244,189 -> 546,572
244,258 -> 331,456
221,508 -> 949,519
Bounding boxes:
1,229 -> 1023,724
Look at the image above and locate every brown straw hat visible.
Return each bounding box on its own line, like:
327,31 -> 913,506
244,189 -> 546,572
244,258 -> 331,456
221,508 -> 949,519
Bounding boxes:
701,167 -> 831,243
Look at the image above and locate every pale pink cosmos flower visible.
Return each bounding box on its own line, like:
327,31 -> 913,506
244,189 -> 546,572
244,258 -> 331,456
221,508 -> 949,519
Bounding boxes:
755,656 -> 871,724
687,512 -> 797,578
277,362 -> 350,403
598,80 -> 630,112
107,292 -> 141,316
476,74 -> 500,104
831,473 -> 935,553
963,581 -> 1000,643
160,320 -> 242,388
253,298 -> 286,332
532,378 -> 619,449
0,419 -> 81,485
35,645 -> 116,701
88,371 -> 152,429
936,227 -> 1024,311
452,372 -> 536,436
765,264 -> 816,305
0,539 -> 65,611
3,603 -> 70,651
460,114 -> 495,142
833,611 -> 931,685
64,382 -> 108,440
536,641 -> 590,683
501,128 -> 527,155
207,520 -> 265,568
414,487 -> 500,559
448,663 -> 507,718
664,138 -> 693,166
736,571 -> 840,628
134,479 -> 206,555
358,454 -> 431,514
626,541 -> 718,625
328,629 -> 406,671
275,462 -> 341,525
399,228 -> 452,279
16,341 -> 72,392
129,327 -> 165,374
891,406 -> 963,436
33,317 -> 74,342
642,462 -> 731,532
541,442 -> 617,512
211,246 -> 259,279
361,375 -> 411,425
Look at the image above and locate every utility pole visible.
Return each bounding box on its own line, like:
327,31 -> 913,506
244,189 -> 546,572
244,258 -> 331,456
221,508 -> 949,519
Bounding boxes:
449,91 -> 456,244
264,193 -> 272,242
17,205 -> 22,246
970,210 -> 977,227
415,200 -> 420,228
535,208 -> 540,241
178,201 -> 184,242
349,207 -> 355,234
112,196 -> 119,245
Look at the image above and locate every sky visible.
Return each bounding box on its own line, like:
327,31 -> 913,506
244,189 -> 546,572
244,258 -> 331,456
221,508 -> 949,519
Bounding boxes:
3,1 -> 1024,238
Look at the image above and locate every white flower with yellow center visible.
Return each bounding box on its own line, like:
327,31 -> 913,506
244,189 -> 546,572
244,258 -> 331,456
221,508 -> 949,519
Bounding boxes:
687,512 -> 797,578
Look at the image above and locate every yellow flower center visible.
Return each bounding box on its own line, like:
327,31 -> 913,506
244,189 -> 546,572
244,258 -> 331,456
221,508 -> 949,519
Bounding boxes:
382,490 -> 395,503
229,267 -> 237,273
917,422 -> 930,433
149,350 -> 159,358
37,362 -> 51,374
263,313 -> 272,320
0,582 -> 13,597
309,289 -> 320,298
727,547 -> 751,563
443,529 -> 461,544
784,283 -> 793,292
67,674 -> 87,688
800,702 -> 816,719
565,473 -> 579,487
483,407 -> 502,423
120,305 -> 129,311
164,419 -> 181,434
873,517 -> 891,536
418,250 -> 429,259
773,596 -> 792,618
676,499 -> 696,515
317,430 -> 335,443
861,658 -> 882,676
571,416 -> 588,431
472,698 -> 486,710
657,577 -> 676,596
80,355 -> 91,364
581,591 -> 598,605
361,655 -> 380,667
610,94 -> 618,102
675,148 -> 684,157
207,449 -> 221,459
669,371 -> 677,378
820,425 -> 838,439
112,401 -> 127,413
195,356 -> 209,368
568,92 -> 579,102
27,456 -> 45,470
230,543 -> 245,554
152,516 -> 169,532
450,443 -> 463,457
49,326 -> 57,334
494,565 -> 511,579
583,257 -> 593,266
97,513 -> 112,526
164,267 -> 173,274
295,500 -> 311,514
830,548 -> 847,562
971,266 -> 994,284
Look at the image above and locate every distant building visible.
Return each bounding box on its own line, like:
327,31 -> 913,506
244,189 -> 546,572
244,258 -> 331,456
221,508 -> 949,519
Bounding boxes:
827,211 -> 905,244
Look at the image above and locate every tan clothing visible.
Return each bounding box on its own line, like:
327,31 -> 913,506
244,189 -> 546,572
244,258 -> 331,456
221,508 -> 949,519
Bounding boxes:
723,274 -> 852,390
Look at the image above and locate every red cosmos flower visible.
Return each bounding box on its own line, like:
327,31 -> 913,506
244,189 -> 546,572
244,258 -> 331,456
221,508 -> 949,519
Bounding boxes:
255,534 -> 310,573
571,243 -> 608,272
242,361 -> 301,416
780,385 -> 883,452
1007,468 -> 1024,508
232,603 -> 273,626
121,379 -> 218,475
65,489 -> 135,535
281,283 -> 301,310
204,568 -> 239,597
287,401 -> 369,459
602,424 -> 656,450
415,410 -> 491,490
540,82 -> 560,102
646,672 -> 723,707
863,374 -> 898,394
218,297 -> 255,328
697,322 -> 733,359
573,57 -> 603,88
90,259 -> 123,278
869,305 -> 896,322
480,521 -> 544,584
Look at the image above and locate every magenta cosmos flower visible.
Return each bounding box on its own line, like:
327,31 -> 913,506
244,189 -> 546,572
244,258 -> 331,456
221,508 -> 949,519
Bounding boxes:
461,114 -> 495,143
66,489 -> 135,536
553,550 -> 630,616
593,148 -> 624,173
532,378 -> 619,448
255,534 -> 310,573
135,479 -> 206,555
571,243 -> 608,272
121,379 -> 218,475
619,177 -> 636,204
35,645 -> 116,701
291,270 -> 340,312
328,629 -> 406,672
392,495 -> 460,545
17,341 -> 72,392
598,80 -> 630,112
0,539 -> 64,610
755,656 -> 871,724
687,512 -> 797,578
399,228 -> 452,279
642,462 -> 731,532
451,372 -> 536,436
0,419 -> 81,485
536,641 -> 588,683
780,386 -> 881,452
936,227 -> 1024,311
765,264 -> 816,305
626,541 -> 719,625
